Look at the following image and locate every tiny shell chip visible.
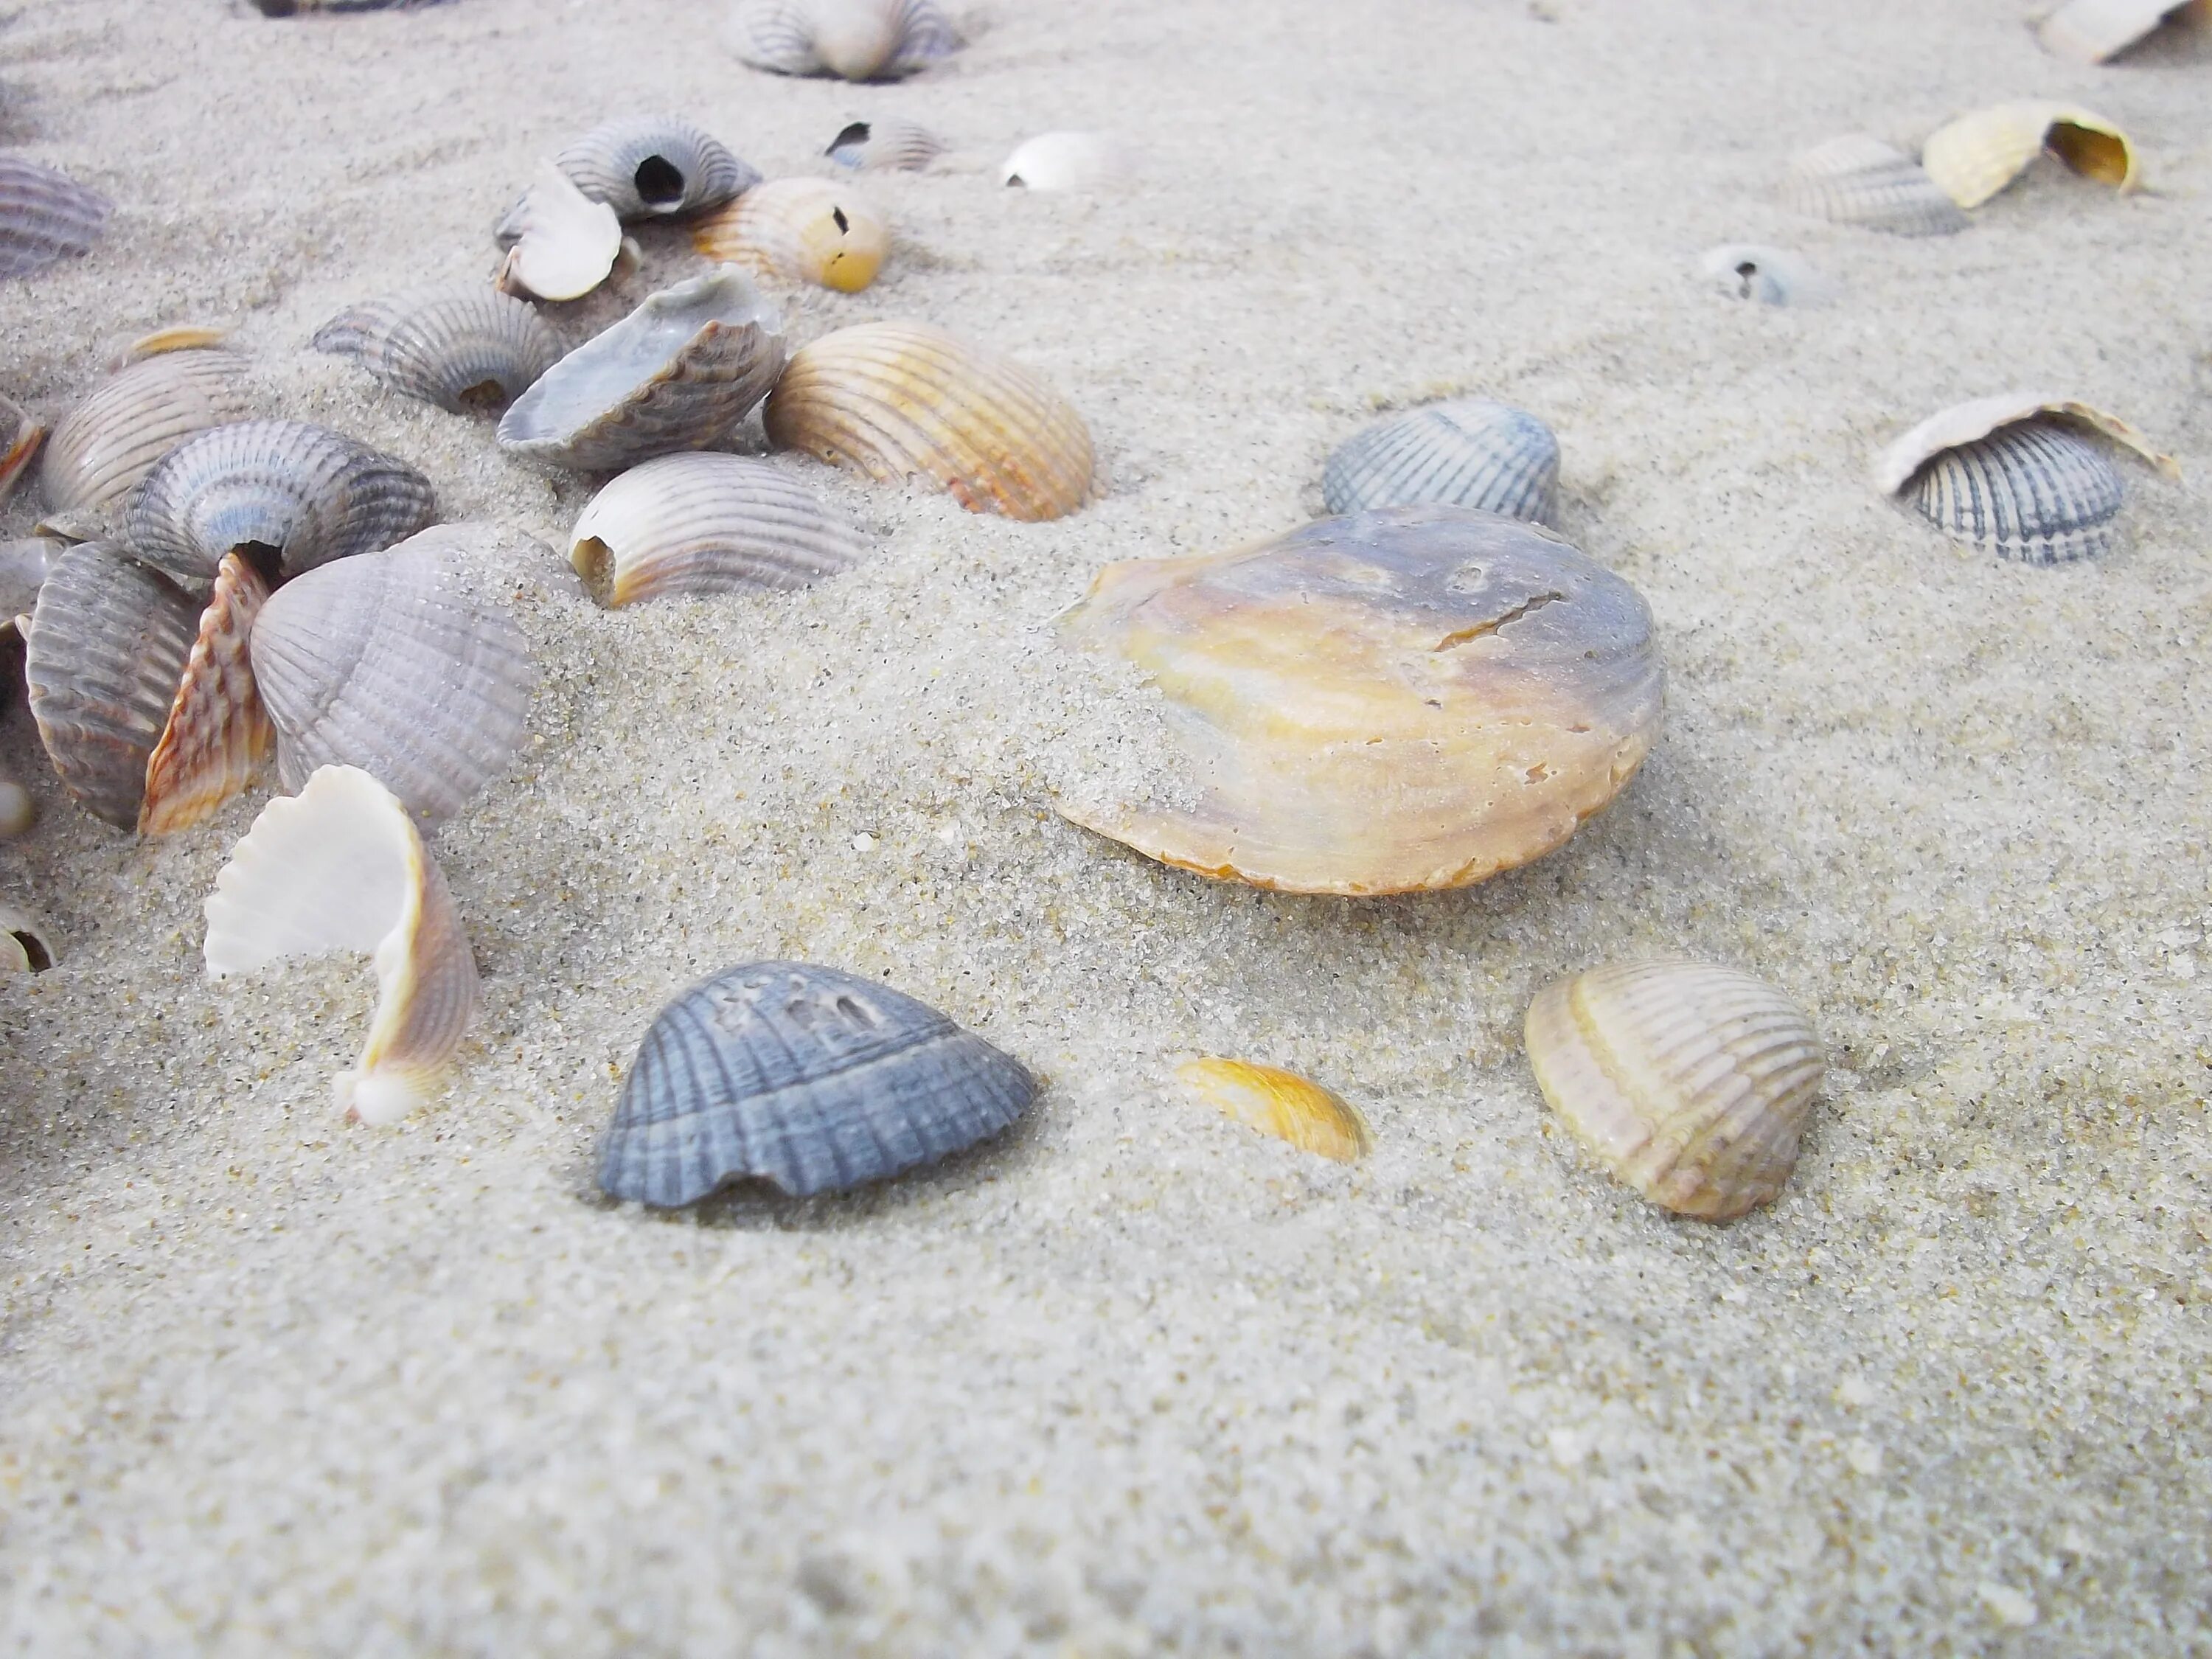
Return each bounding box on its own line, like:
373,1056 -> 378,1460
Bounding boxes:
552,115 -> 758,220
1321,399 -> 1559,524
1699,243 -> 1838,307
313,287 -> 564,413
599,960 -> 1036,1206
826,117 -> 946,172
1778,134 -> 1968,235
1525,958 -> 1824,1222
726,0 -> 958,80
204,765 -> 479,1124
0,157 -> 111,279
40,349 -> 257,518
1920,102 -> 2139,209
569,453 -> 866,606
999,132 -> 1132,192
2039,0 -> 2205,60
140,552 -> 275,835
495,161 -> 625,303
1056,504 -> 1665,896
692,177 -> 889,293
764,320 -> 1094,521
1175,1058 -> 1373,1164
1,394 -> 44,509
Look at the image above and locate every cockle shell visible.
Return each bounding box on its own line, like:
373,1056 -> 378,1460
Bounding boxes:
1056,504 -> 1665,896
1175,1058 -> 1374,1164
725,0 -> 958,80
1920,102 -> 2139,209
692,177 -> 889,292
1321,399 -> 1560,524
999,132 -> 1133,192
313,287 -> 564,413
0,903 -> 57,973
1,394 -> 43,509
204,764 -> 480,1124
124,420 -> 437,584
764,321 -> 1094,521
568,453 -> 866,607
108,327 -> 232,369
0,157 -> 111,279
497,267 -> 787,472
139,552 -> 275,835
2039,0 -> 2208,61
1779,134 -> 1969,235
1525,958 -> 1824,1221
827,117 -> 946,172
549,115 -> 757,221
495,161 -> 625,303
40,348 -> 256,518
598,960 -> 1035,1206
1699,243 -> 1838,307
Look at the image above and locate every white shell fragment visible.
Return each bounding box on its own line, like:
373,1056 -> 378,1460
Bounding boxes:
551,115 -> 758,220
826,117 -> 946,172
1779,135 -> 1968,235
1321,398 -> 1560,523
726,0 -> 958,80
1920,102 -> 2140,209
204,764 -> 480,1124
2039,0 -> 2206,61
1700,243 -> 1839,307
495,161 -> 625,303
0,156 -> 111,279
999,132 -> 1132,192
313,287 -> 564,413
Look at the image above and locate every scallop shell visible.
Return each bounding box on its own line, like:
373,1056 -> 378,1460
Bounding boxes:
826,117 -> 946,172
2039,0 -> 2206,61
248,528 -> 537,823
725,0 -> 958,80
552,115 -> 757,220
765,321 -> 1094,521
0,157 -> 111,279
1699,243 -> 1838,307
140,552 -> 275,835
204,764 -> 480,1124
1,394 -> 44,509
1526,959 -> 1824,1221
0,903 -> 57,973
598,960 -> 1035,1206
1778,134 -> 1968,235
39,348 -> 256,518
1321,399 -> 1560,524
692,177 -> 889,292
497,267 -> 787,473
125,420 -> 437,584
1921,102 -> 2139,209
1175,1058 -> 1373,1164
1056,504 -> 1665,896
999,132 -> 1132,192
313,287 -> 564,413
569,453 -> 867,607
495,161 -> 624,303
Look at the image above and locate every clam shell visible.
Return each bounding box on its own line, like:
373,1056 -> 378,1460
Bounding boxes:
1321,398 -> 1559,524
692,177 -> 889,293
2039,0 -> 2205,61
598,960 -> 1035,1206
0,903 -> 57,973
764,321 -> 1094,521
1526,958 -> 1823,1221
313,287 -> 564,413
0,157 -> 111,279
1175,1058 -> 1373,1164
1699,243 -> 1838,307
1921,102 -> 2139,209
140,552 -> 275,835
497,267 -> 787,473
40,349 -> 256,518
248,528 -> 537,823
1,394 -> 44,509
725,0 -> 958,80
495,161 -> 624,303
125,419 -> 437,584
569,453 -> 866,607
1056,504 -> 1665,896
204,764 -> 479,1124
552,115 -> 757,220
999,131 -> 1132,192
826,117 -> 946,172
1778,134 -> 1968,235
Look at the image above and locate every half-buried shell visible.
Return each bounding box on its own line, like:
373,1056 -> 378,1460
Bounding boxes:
1321,398 -> 1559,523
1175,1057 -> 1373,1164
1920,102 -> 2139,209
550,115 -> 758,220
1778,134 -> 1968,235
40,347 -> 256,518
826,117 -> 946,172
692,177 -> 888,292
0,157 -> 111,280
2039,0 -> 2207,61
313,287 -> 564,413
1,394 -> 44,509
725,0 -> 958,80
1699,243 -> 1838,307
495,161 -> 625,303
999,131 -> 1133,192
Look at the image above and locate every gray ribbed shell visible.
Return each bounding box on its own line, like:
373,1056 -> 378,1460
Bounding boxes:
40,350 -> 256,517
600,961 -> 1037,1206
554,116 -> 758,220
726,0 -> 957,80
1906,420 -> 2124,565
571,453 -> 867,604
0,158 -> 111,279
1779,136 -> 1967,236
313,288 -> 563,413
826,118 -> 946,172
1322,399 -> 1559,524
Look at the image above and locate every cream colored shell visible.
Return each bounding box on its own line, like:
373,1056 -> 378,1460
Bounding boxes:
691,178 -> 888,293
1921,102 -> 2139,209
2038,0 -> 2207,62
1874,391 -> 2179,495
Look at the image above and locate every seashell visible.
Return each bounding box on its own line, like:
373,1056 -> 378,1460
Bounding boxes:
1699,243 -> 1838,307
204,764 -> 479,1124
1321,398 -> 1560,524
999,131 -> 1132,192
139,552 -> 275,835
826,117 -> 946,172
725,0 -> 958,80
0,903 -> 57,973
1175,1057 -> 1373,1164
495,161 -> 625,303
124,419 -> 437,585
0,775 -> 32,840
1056,504 -> 1665,896
597,960 -> 1035,1206
1,394 -> 44,509
1778,134 -> 1968,235
692,177 -> 889,293
497,267 -> 787,473
1920,102 -> 2139,209
108,327 -> 232,371
0,536 -> 62,621
1525,958 -> 1824,1221
39,348 -> 256,518
313,287 -> 563,413
569,453 -> 866,607
0,157 -> 111,280
551,115 -> 757,221
248,526 -> 536,823
2039,0 -> 2207,61
764,321 -> 1093,521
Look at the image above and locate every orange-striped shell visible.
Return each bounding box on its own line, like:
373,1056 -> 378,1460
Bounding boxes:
1175,1058 -> 1373,1163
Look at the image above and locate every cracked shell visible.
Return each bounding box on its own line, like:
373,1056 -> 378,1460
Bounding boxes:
2039,0 -> 2207,61
1321,398 -> 1559,524
827,117 -> 945,172
1175,1058 -> 1373,1164
551,115 -> 757,220
313,287 -> 564,413
725,0 -> 958,80
1921,102 -> 2138,209
692,177 -> 888,292
0,156 -> 111,280
1778,135 -> 1967,235
40,348 -> 256,518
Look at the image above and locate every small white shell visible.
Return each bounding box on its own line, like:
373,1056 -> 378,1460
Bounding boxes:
998,132 -> 1133,192
726,0 -> 958,80
495,161 -> 625,303
826,117 -> 946,172
1778,134 -> 1968,235
40,349 -> 257,518
313,287 -> 565,413
1699,243 -> 1838,307
2039,0 -> 2205,61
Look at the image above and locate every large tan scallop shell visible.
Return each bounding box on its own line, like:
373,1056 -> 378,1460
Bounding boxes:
313,287 -> 564,414
726,0 -> 958,80
495,161 -> 625,303
39,348 -> 256,518
1,394 -> 43,509
1920,102 -> 2139,209
204,764 -> 480,1124
765,321 -> 1094,521
2039,0 -> 2208,61
692,178 -> 888,292
1056,504 -> 1665,895
0,156 -> 111,279
1525,959 -> 1824,1221
139,552 -> 274,835
1778,135 -> 1968,235
1175,1058 -> 1374,1164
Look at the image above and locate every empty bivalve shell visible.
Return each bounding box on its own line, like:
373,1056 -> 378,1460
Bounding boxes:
313,287 -> 564,414
725,0 -> 958,80
1920,102 -> 2138,210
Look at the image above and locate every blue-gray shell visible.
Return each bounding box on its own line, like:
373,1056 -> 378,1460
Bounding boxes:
1321,399 -> 1559,524
599,961 -> 1037,1205
1906,420 -> 2124,564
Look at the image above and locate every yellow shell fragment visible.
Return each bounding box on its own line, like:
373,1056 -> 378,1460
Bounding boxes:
692,177 -> 888,293
1921,101 -> 2139,209
1175,1057 -> 1373,1163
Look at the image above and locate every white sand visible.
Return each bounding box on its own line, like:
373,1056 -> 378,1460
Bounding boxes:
3,0 -> 2210,1649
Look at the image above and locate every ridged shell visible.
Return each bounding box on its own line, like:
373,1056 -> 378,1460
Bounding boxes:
1908,424 -> 2126,564
999,132 -> 1133,192
569,453 -> 867,607
1778,135 -> 1968,235
1920,102 -> 2139,209
125,420 -> 437,583
599,960 -> 1036,1206
0,902 -> 57,972
497,268 -> 787,472
725,0 -> 958,80
692,177 -> 888,293
765,321 -> 1094,521
553,116 -> 757,220
140,552 -> 274,835
1321,399 -> 1559,524
313,287 -> 564,413
0,157 -> 111,279
40,349 -> 256,518
108,327 -> 232,370
248,529 -> 537,824
1699,243 -> 1838,307
1056,504 -> 1665,896
204,764 -> 479,1124
1525,958 -> 1824,1221
495,161 -> 624,303
1874,392 -> 2179,495
2039,0 -> 2205,61
827,117 -> 946,172
1175,1058 -> 1374,1164
1,394 -> 43,509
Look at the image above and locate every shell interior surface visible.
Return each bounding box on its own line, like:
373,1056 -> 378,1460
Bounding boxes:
140,552 -> 276,835
1175,1058 -> 1374,1164
0,903 -> 57,973
599,960 -> 1036,1206
764,320 -> 1094,521
313,287 -> 564,414
204,764 -> 480,1124
0,157 -> 112,279
1321,398 -> 1560,524
1699,243 -> 1838,307
39,349 -> 256,518
497,267 -> 787,472
1525,958 -> 1824,1222
0,395 -> 44,510
1920,102 -> 2138,210
553,115 -> 758,220
495,161 -> 624,303
726,0 -> 958,80
999,131 -> 1132,191
692,177 -> 890,293
1906,422 -> 2126,564
1874,392 -> 2178,493
1056,504 -> 1666,896
826,118 -> 946,172
1778,134 -> 1969,235
2039,0 -> 2203,60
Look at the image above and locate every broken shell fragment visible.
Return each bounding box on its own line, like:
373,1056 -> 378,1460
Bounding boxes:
1175,1057 -> 1373,1164
313,287 -> 564,414
1779,134 -> 1968,235
827,117 -> 946,172
1525,958 -> 1824,1221
599,960 -> 1035,1206
108,327 -> 233,371
2039,0 -> 2206,61
139,552 -> 274,835
692,177 -> 889,292
765,321 -> 1093,520
999,131 -> 1132,192
1056,504 -> 1665,896
1699,243 -> 1838,307
1321,398 -> 1559,524
0,157 -> 111,280
552,115 -> 757,220
0,903 -> 56,972
726,0 -> 958,80
204,764 -> 480,1124
1921,102 -> 2139,209
495,161 -> 625,303
40,348 -> 256,518
1,394 -> 44,509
